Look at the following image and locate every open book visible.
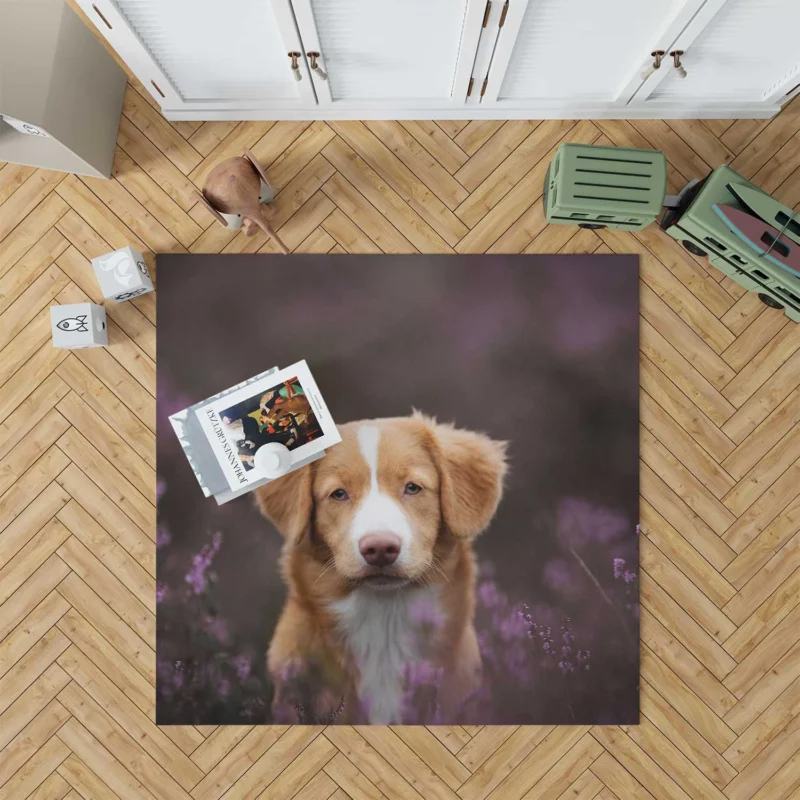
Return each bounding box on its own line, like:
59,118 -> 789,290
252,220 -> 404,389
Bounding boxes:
169,360 -> 341,504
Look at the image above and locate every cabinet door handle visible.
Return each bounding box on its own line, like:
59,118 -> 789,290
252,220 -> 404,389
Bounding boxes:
307,52 -> 328,81
641,50 -> 665,81
670,50 -> 687,79
288,51 -> 302,81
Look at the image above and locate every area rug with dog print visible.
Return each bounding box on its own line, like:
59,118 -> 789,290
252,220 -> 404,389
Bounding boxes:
156,254 -> 639,725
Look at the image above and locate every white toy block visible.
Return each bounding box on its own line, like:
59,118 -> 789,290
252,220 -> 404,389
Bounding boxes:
51,303 -> 107,349
91,246 -> 154,302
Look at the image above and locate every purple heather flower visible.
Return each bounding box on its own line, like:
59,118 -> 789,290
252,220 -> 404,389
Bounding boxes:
410,597 -> 445,628
156,526 -> 171,549
613,558 -> 625,579
404,660 -> 442,688
623,570 -> 637,584
156,583 -> 167,603
185,531 -> 222,594
518,605 -> 535,639
558,660 -> 575,674
402,661 -> 443,724
232,655 -> 251,680
498,609 -> 528,642
635,523 -> 641,535
557,497 -> 629,547
477,580 -> 502,610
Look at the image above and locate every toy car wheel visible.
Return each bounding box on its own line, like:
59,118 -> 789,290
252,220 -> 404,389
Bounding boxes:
758,293 -> 784,310
682,240 -> 707,257
578,223 -> 606,229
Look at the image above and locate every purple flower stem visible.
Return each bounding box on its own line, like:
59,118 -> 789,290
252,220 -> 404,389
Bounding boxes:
568,545 -> 637,649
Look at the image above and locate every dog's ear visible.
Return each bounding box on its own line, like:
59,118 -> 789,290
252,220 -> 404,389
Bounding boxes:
254,465 -> 312,544
428,418 -> 508,540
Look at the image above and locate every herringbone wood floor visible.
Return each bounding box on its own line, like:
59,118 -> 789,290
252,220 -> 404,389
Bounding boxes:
2,66 -> 800,800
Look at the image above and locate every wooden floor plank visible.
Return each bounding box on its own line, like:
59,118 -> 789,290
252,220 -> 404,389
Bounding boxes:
329,121 -> 469,246
364,120 -> 469,210
56,717 -> 157,800
641,500 -> 736,609
322,138 -> 453,253
55,464 -> 154,575
724,548 -> 800,657
455,119 -> 581,231
121,85 -> 202,176
0,664 -> 70,757
0,163 -> 36,206
58,753 -> 123,799
400,120 -> 469,175
0,698 -> 71,790
57,681 -> 191,800
0,591 -> 69,684
639,679 -> 737,790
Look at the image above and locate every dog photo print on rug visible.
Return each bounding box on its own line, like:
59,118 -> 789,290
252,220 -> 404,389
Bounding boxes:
156,254 -> 639,725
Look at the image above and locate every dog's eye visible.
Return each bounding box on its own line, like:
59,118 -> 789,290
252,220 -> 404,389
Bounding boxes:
330,488 -> 349,501
404,482 -> 422,495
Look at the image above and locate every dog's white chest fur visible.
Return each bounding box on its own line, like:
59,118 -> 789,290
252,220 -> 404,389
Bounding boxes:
330,586 -> 442,724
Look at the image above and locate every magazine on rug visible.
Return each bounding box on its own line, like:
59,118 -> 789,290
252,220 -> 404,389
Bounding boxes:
169,360 -> 341,503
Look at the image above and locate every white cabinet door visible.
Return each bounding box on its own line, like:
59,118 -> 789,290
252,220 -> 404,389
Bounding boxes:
75,0 -> 316,113
289,0 -> 486,109
637,0 -> 800,109
479,0 -> 708,111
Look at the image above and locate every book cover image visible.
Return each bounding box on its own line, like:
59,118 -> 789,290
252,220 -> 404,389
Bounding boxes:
194,360 -> 341,492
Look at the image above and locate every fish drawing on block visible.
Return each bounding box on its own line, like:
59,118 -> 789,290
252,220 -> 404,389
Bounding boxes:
57,315 -> 89,332
712,204 -> 800,277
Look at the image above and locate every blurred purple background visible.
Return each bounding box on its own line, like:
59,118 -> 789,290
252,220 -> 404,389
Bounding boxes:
156,254 -> 640,725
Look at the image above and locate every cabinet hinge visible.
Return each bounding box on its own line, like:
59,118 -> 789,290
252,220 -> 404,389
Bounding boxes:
499,1 -> 509,27
482,0 -> 492,27
467,77 -> 474,97
480,77 -> 489,97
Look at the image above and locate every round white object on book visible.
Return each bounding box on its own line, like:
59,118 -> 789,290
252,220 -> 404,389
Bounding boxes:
254,442 -> 292,478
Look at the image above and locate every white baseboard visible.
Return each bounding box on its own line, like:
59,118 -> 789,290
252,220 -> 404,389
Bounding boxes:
163,103 -> 781,122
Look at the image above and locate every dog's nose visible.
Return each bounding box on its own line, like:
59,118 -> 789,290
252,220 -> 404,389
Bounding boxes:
359,534 -> 401,567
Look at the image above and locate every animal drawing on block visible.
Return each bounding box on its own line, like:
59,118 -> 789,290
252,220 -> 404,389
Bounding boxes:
92,246 -> 155,302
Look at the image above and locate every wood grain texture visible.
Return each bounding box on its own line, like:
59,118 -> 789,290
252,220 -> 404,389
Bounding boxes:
1,61 -> 799,797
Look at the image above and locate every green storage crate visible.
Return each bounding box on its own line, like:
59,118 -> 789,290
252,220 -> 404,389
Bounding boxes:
660,164 -> 800,323
544,143 -> 667,231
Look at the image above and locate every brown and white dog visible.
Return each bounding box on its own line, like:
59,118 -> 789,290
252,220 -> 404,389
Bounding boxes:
256,413 -> 507,724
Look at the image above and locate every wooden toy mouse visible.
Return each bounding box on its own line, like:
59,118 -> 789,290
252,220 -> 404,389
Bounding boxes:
196,149 -> 289,254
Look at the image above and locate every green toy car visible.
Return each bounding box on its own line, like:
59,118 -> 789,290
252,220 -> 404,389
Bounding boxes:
544,143 -> 667,231
660,165 -> 800,323
543,142 -> 800,322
